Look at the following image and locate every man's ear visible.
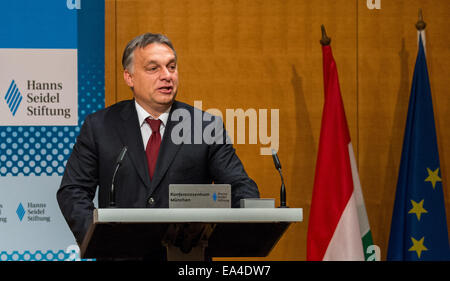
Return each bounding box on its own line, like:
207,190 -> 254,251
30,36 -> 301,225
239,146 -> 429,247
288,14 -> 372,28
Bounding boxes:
123,69 -> 134,88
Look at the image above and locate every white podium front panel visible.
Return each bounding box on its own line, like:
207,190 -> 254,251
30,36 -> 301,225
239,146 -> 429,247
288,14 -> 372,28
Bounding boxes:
95,208 -> 303,224
82,208 -> 303,259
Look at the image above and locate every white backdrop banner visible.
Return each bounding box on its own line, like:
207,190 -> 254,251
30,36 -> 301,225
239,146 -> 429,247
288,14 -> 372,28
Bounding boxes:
0,49 -> 78,126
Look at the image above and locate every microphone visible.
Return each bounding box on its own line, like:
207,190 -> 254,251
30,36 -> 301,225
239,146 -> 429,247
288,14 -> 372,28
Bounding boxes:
109,146 -> 128,208
271,149 -> 288,208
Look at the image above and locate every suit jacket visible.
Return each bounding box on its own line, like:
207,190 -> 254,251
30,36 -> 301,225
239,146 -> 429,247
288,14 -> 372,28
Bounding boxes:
57,99 -> 259,245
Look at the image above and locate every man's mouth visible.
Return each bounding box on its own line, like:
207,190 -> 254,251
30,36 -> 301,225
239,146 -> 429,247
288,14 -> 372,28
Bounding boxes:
157,86 -> 173,94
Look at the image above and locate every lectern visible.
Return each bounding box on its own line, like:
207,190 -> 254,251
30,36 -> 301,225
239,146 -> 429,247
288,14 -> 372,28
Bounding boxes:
80,208 -> 303,261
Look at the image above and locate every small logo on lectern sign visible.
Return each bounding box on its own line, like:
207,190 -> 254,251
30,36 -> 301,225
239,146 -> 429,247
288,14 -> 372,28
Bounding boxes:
212,193 -> 218,202
16,203 -> 26,221
4,80 -> 23,116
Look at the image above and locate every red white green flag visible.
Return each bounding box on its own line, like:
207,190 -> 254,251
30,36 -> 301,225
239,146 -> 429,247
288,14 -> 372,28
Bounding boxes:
307,44 -> 374,261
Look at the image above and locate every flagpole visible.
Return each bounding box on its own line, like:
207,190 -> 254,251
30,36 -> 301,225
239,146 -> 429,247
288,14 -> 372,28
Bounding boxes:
416,9 -> 427,54
320,25 -> 331,46
415,8 -> 426,31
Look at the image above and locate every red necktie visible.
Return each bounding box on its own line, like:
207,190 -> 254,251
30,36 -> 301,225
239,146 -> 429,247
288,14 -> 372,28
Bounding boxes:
145,118 -> 162,180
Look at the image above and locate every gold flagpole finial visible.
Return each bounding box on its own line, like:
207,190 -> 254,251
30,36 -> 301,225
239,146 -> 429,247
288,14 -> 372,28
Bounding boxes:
320,25 -> 331,46
416,8 -> 426,31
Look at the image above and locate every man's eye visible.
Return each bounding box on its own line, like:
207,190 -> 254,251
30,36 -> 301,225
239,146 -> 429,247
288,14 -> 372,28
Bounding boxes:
147,66 -> 158,71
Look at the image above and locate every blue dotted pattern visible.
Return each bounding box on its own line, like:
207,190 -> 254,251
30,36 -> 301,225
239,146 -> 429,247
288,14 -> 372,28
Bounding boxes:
0,249 -> 95,261
0,250 -> 70,261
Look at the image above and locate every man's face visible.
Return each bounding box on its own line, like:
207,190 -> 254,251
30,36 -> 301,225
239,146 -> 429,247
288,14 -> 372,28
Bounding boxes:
124,43 -> 178,113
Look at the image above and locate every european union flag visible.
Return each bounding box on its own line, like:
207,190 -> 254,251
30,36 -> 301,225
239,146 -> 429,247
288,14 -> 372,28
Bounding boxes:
387,32 -> 450,261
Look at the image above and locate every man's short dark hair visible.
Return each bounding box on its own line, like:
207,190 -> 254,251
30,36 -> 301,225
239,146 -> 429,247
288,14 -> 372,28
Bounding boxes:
122,33 -> 177,73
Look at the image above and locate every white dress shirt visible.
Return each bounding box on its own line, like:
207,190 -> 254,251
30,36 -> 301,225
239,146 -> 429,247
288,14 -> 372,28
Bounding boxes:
135,101 -> 171,149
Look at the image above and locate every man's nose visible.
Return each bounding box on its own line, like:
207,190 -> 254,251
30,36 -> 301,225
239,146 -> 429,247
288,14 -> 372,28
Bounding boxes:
159,67 -> 172,80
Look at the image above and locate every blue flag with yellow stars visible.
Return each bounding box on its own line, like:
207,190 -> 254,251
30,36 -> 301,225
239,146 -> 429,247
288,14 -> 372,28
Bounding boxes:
387,32 -> 450,261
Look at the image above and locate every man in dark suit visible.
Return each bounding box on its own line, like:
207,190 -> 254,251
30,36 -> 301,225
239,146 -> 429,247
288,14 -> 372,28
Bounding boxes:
57,33 -> 260,247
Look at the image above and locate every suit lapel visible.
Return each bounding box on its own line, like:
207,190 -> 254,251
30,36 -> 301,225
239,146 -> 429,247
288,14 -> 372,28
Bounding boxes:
148,101 -> 183,195
115,100 -> 151,190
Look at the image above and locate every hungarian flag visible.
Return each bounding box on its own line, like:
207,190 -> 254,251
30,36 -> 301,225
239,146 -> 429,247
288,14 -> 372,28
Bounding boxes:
307,44 -> 374,261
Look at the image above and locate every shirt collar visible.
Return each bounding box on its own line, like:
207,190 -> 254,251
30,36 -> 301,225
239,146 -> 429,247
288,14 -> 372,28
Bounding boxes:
135,100 -> 171,128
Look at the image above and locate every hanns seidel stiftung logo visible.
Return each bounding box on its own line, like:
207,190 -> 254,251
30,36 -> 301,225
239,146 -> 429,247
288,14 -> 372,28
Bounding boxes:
0,48 -> 77,126
3,79 -> 74,123
4,80 -> 23,116
4,80 -> 71,119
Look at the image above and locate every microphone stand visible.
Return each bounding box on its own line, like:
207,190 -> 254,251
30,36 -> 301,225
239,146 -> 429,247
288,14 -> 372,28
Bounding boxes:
109,146 -> 128,208
271,149 -> 288,208
277,167 -> 287,208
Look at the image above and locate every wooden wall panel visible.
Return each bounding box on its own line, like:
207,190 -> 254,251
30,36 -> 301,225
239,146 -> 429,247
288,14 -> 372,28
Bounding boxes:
105,0 -> 116,107
105,0 -> 449,260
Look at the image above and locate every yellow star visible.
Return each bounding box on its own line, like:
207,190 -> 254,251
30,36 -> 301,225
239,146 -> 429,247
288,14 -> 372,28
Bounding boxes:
408,236 -> 428,259
408,199 -> 427,221
425,168 -> 441,189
